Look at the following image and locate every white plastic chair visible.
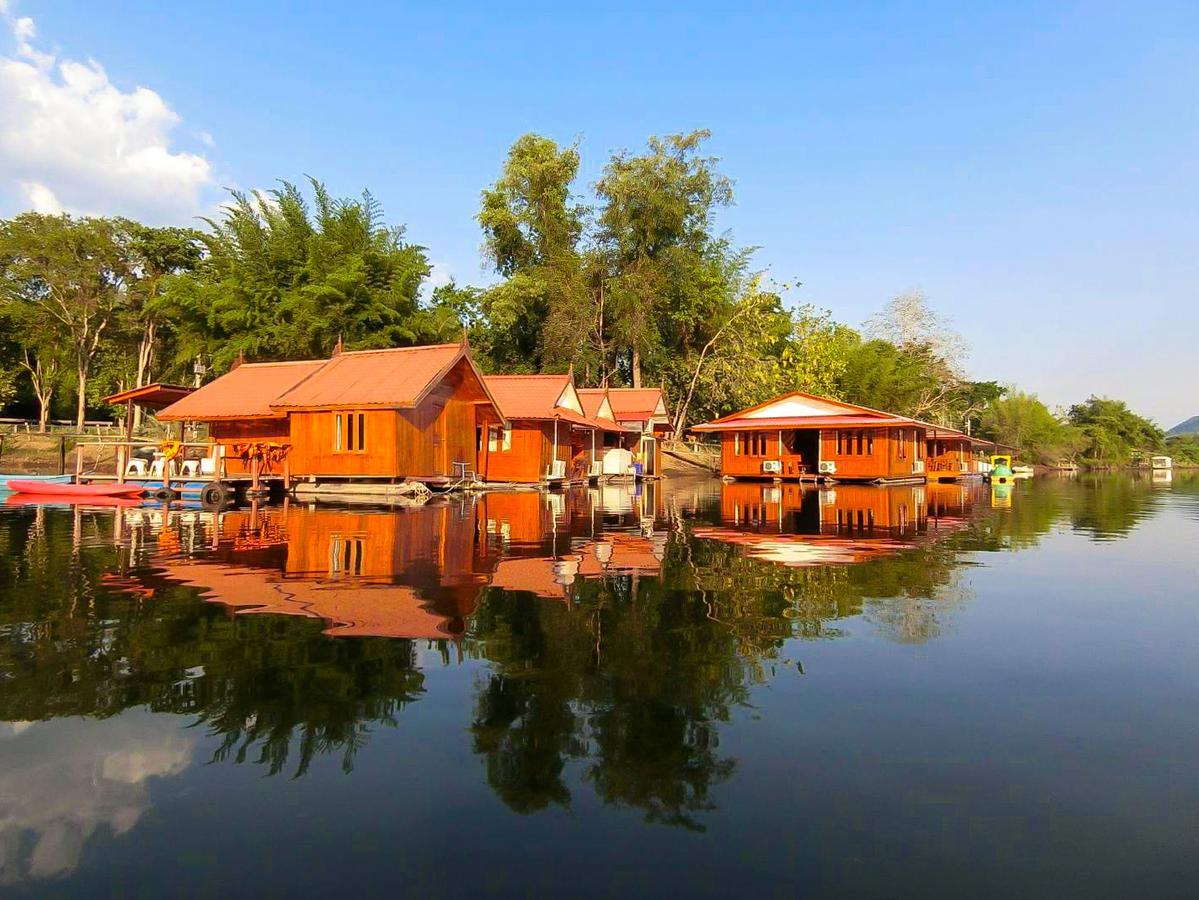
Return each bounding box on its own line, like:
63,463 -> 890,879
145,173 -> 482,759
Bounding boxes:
125,458 -> 148,477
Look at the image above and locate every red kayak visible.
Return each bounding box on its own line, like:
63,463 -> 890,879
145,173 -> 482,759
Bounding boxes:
5,494 -> 143,508
5,480 -> 146,498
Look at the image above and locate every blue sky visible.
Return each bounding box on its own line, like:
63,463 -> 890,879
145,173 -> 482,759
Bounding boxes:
1,1 -> 1195,426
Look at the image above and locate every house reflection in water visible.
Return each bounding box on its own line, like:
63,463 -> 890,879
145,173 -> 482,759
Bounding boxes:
133,482 -> 664,638
693,481 -> 972,568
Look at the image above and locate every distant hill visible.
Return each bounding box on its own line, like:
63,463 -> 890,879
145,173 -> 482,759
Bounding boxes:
1167,416 -> 1199,437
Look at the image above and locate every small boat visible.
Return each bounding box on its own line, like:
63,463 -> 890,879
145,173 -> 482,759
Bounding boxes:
4,494 -> 144,509
5,480 -> 146,499
1011,465 -> 1035,479
984,455 -> 1016,485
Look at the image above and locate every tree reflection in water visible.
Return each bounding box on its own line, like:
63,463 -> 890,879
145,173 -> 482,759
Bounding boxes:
0,473 -> 1165,832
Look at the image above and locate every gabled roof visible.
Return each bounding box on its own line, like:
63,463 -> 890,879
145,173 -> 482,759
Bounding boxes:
691,390 -> 917,432
272,344 -> 470,410
579,387 -> 667,422
159,343 -> 506,424
485,374 -> 630,432
157,360 -> 324,421
578,388 -> 616,422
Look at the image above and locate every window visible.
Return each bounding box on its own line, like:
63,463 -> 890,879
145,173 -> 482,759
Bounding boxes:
734,432 -> 742,456
487,424 -> 512,453
867,431 -> 874,455
856,431 -> 864,455
896,429 -> 907,459
334,412 -> 366,452
330,535 -> 365,576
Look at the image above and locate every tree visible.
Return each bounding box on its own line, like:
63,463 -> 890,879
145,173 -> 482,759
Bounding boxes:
0,213 -> 131,430
862,290 -> 969,422
1067,396 -> 1163,466
977,389 -> 1077,462
596,130 -> 733,388
163,179 -> 433,371
477,135 -> 589,373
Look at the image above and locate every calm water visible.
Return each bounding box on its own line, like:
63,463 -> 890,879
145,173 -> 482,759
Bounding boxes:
1,474 -> 1197,898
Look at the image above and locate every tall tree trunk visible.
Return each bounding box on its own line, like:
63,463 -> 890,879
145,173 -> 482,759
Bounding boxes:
38,395 -> 51,433
133,321 -> 156,431
76,361 -> 88,433
632,347 -> 642,388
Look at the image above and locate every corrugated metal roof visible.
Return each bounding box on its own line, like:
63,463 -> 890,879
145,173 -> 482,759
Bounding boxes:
272,344 -> 464,410
486,375 -> 631,432
579,387 -> 665,421
157,361 -> 325,421
692,414 -> 918,432
484,374 -> 573,419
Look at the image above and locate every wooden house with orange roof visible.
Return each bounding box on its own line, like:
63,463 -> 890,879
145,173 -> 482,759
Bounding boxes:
691,391 -> 928,483
157,339 -> 505,488
578,387 -> 671,477
481,374 -> 630,484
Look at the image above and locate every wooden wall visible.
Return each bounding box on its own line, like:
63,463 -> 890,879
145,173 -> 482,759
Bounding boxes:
718,425 -> 928,481
483,420 -> 582,483
285,357 -> 493,480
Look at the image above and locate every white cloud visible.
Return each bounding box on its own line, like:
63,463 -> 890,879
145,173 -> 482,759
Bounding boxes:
0,9 -> 216,223
21,180 -> 61,213
428,260 -> 453,290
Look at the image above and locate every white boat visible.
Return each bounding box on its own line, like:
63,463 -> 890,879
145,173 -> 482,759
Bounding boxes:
1150,455 -> 1173,470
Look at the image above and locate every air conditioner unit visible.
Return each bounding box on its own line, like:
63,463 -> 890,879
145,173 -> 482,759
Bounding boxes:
761,460 -> 782,475
912,460 -> 926,475
818,460 -> 837,475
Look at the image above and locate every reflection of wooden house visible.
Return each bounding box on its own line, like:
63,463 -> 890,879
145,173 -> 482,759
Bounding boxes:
692,391 -> 928,483
149,502 -> 497,640
818,484 -> 927,536
158,341 -> 505,486
578,388 -> 671,477
691,481 -> 955,569
481,375 -> 628,484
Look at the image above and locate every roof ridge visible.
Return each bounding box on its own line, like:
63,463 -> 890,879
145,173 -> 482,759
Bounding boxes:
335,343 -> 459,357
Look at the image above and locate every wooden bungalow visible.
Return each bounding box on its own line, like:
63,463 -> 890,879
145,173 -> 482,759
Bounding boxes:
691,391 -> 928,484
578,387 -> 672,477
157,341 -> 506,488
481,374 -> 630,484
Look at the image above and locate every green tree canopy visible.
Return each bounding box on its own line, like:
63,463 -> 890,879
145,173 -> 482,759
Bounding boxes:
163,179 -> 434,371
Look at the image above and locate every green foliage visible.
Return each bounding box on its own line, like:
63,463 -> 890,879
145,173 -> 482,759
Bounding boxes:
1067,396 -> 1164,466
0,213 -> 133,428
163,179 -> 434,371
977,389 -> 1082,463
1165,434 -> 1199,465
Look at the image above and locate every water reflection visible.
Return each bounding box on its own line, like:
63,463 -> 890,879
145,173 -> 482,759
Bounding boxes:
0,713 -> 193,885
0,473 -> 1194,889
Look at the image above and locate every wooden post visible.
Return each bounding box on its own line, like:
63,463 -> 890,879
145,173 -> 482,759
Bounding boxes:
59,436 -> 67,475
251,451 -> 261,494
74,443 -> 84,481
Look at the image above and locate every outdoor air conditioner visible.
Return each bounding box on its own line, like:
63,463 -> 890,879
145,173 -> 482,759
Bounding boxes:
818,460 -> 837,475
761,460 -> 782,475
912,460 -> 926,475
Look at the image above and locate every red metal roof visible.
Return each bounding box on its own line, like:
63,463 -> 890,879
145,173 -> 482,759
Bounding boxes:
157,361 -> 324,421
692,414 -> 919,432
485,375 -> 630,432
272,344 -> 466,410
578,387 -> 665,422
